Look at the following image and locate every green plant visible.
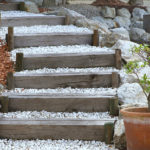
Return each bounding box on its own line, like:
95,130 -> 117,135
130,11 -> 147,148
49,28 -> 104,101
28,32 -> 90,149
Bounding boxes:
124,44 -> 150,108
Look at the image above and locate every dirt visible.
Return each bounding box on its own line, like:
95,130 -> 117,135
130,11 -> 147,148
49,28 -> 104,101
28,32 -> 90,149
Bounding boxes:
92,0 -> 146,10
0,40 -> 14,86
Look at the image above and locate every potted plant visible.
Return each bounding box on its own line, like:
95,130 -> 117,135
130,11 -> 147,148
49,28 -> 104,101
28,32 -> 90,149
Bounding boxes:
121,44 -> 150,150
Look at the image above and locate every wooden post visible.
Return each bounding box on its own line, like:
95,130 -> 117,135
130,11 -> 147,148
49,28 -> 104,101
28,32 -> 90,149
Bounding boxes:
112,72 -> 119,88
93,29 -> 99,47
62,0 -> 66,5
6,72 -> 14,90
65,15 -> 70,25
115,49 -> 122,70
109,98 -> 119,116
8,27 -> 14,51
0,96 -> 9,113
104,122 -> 114,144
0,13 -> 1,26
16,53 -> 24,72
19,2 -> 26,11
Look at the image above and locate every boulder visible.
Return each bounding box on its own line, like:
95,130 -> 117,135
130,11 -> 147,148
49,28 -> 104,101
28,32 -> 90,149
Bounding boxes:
117,83 -> 147,105
0,84 -> 4,90
117,8 -> 131,18
132,8 -> 147,21
29,0 -> 43,6
130,19 -> 143,29
75,18 -> 110,34
130,27 -> 150,44
92,16 -> 116,29
114,16 -> 131,29
57,7 -> 85,24
101,6 -> 116,19
111,39 -> 139,58
111,27 -> 130,41
22,1 -> 39,13
114,119 -> 126,150
119,0 -> 129,3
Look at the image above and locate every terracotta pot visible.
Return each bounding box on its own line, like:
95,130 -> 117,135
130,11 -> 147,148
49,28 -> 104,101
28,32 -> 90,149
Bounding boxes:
121,107 -> 150,150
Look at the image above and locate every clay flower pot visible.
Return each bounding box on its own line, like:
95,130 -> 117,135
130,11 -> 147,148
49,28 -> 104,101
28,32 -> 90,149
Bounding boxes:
121,107 -> 150,150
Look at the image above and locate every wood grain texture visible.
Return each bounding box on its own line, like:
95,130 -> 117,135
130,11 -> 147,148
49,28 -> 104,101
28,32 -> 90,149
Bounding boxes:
23,52 -> 116,70
13,72 -> 116,89
8,27 -> 14,51
13,33 -> 93,48
0,119 -> 114,140
1,16 -> 65,27
0,3 -> 20,11
7,95 -> 116,112
115,49 -> 122,70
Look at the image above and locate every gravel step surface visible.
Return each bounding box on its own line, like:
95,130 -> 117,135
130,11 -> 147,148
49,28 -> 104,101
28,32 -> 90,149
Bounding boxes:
0,139 -> 118,150
0,111 -> 117,120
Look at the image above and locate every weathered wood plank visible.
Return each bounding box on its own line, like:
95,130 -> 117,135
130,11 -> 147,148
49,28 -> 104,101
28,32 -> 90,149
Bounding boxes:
13,32 -> 93,48
0,119 -> 114,141
0,3 -> 20,11
7,95 -> 116,112
12,72 -> 119,89
22,52 -> 116,70
1,16 -> 65,27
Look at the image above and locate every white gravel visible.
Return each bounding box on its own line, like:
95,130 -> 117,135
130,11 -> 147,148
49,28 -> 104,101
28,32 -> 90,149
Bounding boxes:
0,139 -> 118,150
11,45 -> 114,61
3,87 -> 117,96
15,67 -> 118,75
0,25 -> 92,39
0,111 -> 116,120
0,11 -> 44,18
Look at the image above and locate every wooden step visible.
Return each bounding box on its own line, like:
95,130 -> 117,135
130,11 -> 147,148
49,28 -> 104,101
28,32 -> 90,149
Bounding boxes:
7,72 -> 120,89
0,3 -> 20,11
6,28 -> 99,50
1,16 -> 66,27
0,95 -> 118,115
15,50 -> 121,71
0,118 -> 115,143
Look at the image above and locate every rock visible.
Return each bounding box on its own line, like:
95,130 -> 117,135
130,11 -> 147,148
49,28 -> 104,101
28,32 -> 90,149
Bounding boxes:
111,27 -> 130,41
117,8 -> 131,18
130,19 -> 143,29
114,119 -> 126,150
75,18 -> 110,34
65,4 -> 101,18
57,7 -> 85,24
23,1 -> 39,13
29,0 -> 43,6
92,16 -> 116,29
114,16 -> 131,29
132,8 -> 147,21
117,83 -> 147,105
0,84 -> 4,90
101,6 -> 116,19
111,40 -> 139,58
120,0 -> 129,3
129,27 -> 150,43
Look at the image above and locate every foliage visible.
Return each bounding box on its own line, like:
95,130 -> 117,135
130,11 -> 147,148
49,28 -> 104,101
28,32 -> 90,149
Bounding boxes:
124,44 -> 150,99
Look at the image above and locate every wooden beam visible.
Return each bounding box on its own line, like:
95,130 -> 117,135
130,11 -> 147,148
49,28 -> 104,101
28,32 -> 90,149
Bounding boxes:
0,3 -> 20,11
65,15 -> 70,25
93,30 -> 99,47
0,96 -> 9,113
22,52 -> 116,70
0,119 -> 114,141
13,32 -> 93,48
8,27 -> 14,51
104,122 -> 114,144
15,53 -> 24,72
115,49 -> 122,70
7,95 -> 116,112
13,72 -> 116,89
6,72 -> 14,90
1,16 -> 65,27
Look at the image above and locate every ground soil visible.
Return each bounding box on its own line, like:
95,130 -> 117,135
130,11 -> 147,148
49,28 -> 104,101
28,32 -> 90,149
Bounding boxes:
0,40 -> 14,86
